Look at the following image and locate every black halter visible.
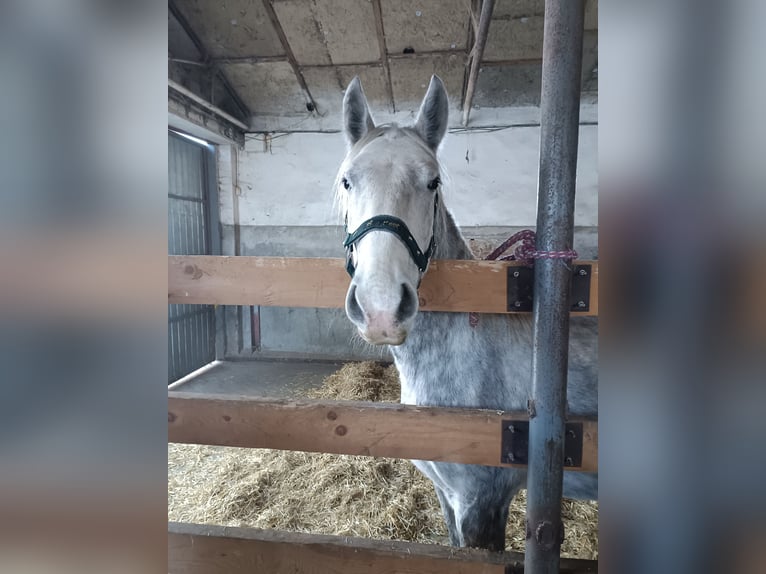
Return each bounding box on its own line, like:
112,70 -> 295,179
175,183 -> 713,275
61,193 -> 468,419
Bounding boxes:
343,194 -> 439,278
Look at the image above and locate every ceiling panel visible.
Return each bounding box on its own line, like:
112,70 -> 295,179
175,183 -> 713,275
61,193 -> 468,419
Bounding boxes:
170,0 -> 597,121
302,66 -> 389,116
473,63 -> 541,107
382,0 -> 469,54
273,1 -> 332,66
494,0 -> 596,30
168,12 -> 202,60
484,15 -> 544,62
314,0 -> 380,65
493,0 -> 544,18
274,0 -> 380,66
174,0 -> 284,58
389,54 -> 465,111
222,61 -> 306,115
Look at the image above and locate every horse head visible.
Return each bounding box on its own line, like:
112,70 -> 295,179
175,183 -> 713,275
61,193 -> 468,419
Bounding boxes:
336,75 -> 449,345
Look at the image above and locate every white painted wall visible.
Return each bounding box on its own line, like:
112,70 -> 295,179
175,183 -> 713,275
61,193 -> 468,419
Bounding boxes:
221,122 -> 597,228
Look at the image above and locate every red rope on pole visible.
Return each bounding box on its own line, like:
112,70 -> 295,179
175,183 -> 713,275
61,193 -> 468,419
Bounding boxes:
485,229 -> 577,263
469,230 -> 577,327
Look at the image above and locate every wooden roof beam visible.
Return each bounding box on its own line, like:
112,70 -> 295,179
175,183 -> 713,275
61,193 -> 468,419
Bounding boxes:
462,0 -> 496,126
261,0 -> 320,115
168,0 -> 251,122
371,0 -> 396,113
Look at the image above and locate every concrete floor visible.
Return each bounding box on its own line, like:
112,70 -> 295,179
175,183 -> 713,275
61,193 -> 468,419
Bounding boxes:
170,360 -> 344,398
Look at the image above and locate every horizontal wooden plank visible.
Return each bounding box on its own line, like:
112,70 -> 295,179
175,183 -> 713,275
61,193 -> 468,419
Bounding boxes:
168,393 -> 598,472
168,256 -> 599,315
168,522 -> 598,574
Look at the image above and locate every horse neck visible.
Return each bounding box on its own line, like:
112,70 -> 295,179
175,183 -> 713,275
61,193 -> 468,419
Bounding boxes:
432,197 -> 473,261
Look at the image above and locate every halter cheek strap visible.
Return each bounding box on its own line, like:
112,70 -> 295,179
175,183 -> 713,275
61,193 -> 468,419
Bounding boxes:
343,193 -> 439,278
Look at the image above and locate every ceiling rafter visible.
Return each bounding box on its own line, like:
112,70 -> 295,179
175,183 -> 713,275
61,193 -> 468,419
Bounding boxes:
302,62 -> 383,70
481,58 -> 543,68
462,0 -> 496,126
261,0 -> 320,114
169,79 -> 249,132
371,0 -> 395,113
387,49 -> 467,61
211,56 -> 288,66
461,0 -> 481,106
168,0 -> 251,121
167,1 -> 596,126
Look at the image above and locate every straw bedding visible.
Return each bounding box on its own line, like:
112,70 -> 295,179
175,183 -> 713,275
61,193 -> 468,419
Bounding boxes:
168,361 -> 598,558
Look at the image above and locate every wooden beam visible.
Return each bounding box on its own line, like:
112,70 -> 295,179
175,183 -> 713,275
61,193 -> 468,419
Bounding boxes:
168,393 -> 598,472
168,1 -> 207,63
168,97 -> 245,146
169,80 -> 250,132
301,62 -> 383,70
465,0 -> 480,37
211,55 -> 289,65
463,0 -> 497,126
371,0 -> 395,112
169,522 -> 598,574
388,49 -> 468,61
168,256 -> 599,316
284,50 -> 468,68
461,0 -> 482,108
168,57 -> 207,67
480,58 -> 544,67
261,0 -> 319,114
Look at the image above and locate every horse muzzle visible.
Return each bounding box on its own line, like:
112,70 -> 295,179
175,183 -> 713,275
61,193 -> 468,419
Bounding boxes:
358,319 -> 407,346
345,282 -> 417,346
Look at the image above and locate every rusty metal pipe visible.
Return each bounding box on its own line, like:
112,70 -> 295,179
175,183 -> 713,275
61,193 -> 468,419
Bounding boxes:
524,0 -> 586,572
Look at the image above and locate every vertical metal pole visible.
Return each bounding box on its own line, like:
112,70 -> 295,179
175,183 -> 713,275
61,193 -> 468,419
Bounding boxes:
525,1 -> 585,573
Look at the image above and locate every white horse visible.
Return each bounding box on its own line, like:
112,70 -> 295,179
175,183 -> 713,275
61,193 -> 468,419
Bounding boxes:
335,75 -> 597,550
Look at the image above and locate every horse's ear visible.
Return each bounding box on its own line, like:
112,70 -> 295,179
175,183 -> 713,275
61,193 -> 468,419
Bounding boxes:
343,77 -> 375,147
414,75 -> 449,150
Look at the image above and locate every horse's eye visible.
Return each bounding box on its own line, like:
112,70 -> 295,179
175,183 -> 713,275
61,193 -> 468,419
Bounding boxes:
427,176 -> 441,191
342,178 -> 351,190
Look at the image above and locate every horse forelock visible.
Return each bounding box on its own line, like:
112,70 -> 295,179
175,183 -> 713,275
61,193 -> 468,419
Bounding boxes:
349,125 -> 436,160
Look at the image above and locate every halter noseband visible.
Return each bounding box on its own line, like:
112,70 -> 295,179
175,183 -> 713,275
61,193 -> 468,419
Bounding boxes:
343,193 -> 439,278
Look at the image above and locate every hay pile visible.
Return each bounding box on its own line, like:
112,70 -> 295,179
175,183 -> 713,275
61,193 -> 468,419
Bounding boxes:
307,361 -> 401,402
168,361 -> 598,558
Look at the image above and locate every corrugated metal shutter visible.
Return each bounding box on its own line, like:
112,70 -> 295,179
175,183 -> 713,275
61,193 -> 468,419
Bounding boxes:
168,132 -> 216,383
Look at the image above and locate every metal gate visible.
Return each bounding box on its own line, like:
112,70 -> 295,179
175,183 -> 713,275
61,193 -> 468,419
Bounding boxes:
168,131 -> 216,383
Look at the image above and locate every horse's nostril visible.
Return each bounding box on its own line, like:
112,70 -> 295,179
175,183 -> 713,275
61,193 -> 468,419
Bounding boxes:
346,284 -> 365,324
396,283 -> 418,323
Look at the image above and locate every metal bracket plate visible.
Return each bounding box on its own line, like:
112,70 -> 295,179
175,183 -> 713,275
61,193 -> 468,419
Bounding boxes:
506,264 -> 592,312
501,421 -> 584,468
506,266 -> 534,312
570,264 -> 592,312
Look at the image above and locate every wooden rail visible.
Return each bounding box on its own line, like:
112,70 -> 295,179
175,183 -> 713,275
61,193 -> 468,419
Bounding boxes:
168,256 -> 599,316
169,522 -> 599,574
168,393 -> 598,472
